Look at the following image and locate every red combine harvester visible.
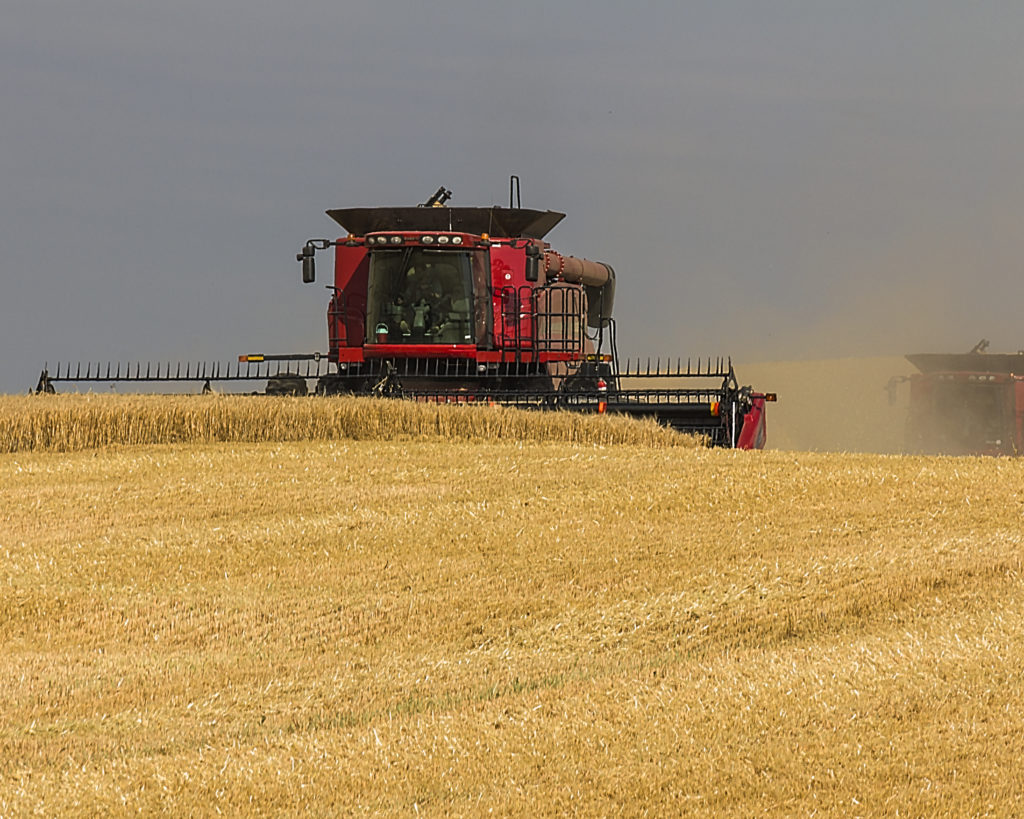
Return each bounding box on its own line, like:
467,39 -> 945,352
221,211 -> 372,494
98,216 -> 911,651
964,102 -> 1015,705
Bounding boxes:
891,340 -> 1024,455
36,182 -> 775,448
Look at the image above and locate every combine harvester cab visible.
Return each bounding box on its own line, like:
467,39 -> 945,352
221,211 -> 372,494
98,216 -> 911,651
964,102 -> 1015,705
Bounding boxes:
891,340 -> 1024,455
36,182 -> 775,449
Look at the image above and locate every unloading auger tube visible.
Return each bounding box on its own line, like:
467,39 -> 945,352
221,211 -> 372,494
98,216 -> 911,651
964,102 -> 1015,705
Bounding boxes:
543,250 -> 615,329
544,251 -> 610,286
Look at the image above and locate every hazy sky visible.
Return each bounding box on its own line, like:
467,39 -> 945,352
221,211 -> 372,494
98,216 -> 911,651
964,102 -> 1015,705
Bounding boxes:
4,1 -> 1024,393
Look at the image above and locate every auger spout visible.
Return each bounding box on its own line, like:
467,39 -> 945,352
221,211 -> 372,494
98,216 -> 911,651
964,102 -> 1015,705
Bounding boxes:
543,251 -> 616,328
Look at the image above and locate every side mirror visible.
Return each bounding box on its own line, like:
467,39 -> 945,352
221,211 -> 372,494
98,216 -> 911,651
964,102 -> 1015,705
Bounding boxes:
298,245 -> 316,283
525,244 -> 540,282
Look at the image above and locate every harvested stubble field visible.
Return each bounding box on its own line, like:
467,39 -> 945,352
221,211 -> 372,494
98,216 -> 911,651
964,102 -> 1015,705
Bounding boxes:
3,394 -> 1024,815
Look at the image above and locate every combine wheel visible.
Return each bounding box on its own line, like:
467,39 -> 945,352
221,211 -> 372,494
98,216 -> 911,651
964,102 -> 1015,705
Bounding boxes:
315,375 -> 365,396
265,374 -> 308,396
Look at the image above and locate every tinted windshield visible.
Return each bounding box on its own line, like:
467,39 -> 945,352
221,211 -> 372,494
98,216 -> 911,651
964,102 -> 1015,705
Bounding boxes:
924,381 -> 1011,453
366,249 -> 475,344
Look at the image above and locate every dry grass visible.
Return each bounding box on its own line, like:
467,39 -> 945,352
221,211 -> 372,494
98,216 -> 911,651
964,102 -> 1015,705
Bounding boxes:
0,393 -> 696,453
3,395 -> 1024,815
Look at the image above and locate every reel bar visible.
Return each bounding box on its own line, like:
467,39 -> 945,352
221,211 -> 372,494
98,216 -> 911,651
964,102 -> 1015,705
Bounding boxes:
618,356 -> 733,378
41,354 -> 739,386
40,358 -> 330,386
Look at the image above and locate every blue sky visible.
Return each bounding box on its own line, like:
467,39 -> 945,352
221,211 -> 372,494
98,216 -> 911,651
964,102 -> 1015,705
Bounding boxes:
3,2 -> 1024,392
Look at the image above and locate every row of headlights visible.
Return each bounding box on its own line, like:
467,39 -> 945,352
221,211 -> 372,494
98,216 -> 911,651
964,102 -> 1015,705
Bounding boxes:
365,234 -> 466,246
935,373 -> 1002,381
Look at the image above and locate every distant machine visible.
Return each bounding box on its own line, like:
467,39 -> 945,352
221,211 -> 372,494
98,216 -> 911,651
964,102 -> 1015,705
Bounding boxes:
890,339 -> 1024,455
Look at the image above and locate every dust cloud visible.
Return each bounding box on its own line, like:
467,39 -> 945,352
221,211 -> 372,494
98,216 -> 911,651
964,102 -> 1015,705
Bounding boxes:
719,249 -> 1016,453
737,357 -> 915,454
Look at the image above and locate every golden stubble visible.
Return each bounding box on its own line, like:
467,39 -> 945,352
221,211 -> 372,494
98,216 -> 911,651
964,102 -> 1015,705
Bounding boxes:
2,395 -> 1024,815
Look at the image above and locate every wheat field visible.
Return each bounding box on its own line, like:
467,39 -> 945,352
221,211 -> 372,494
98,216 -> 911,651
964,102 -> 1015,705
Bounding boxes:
0,393 -> 693,453
3,394 -> 1024,815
